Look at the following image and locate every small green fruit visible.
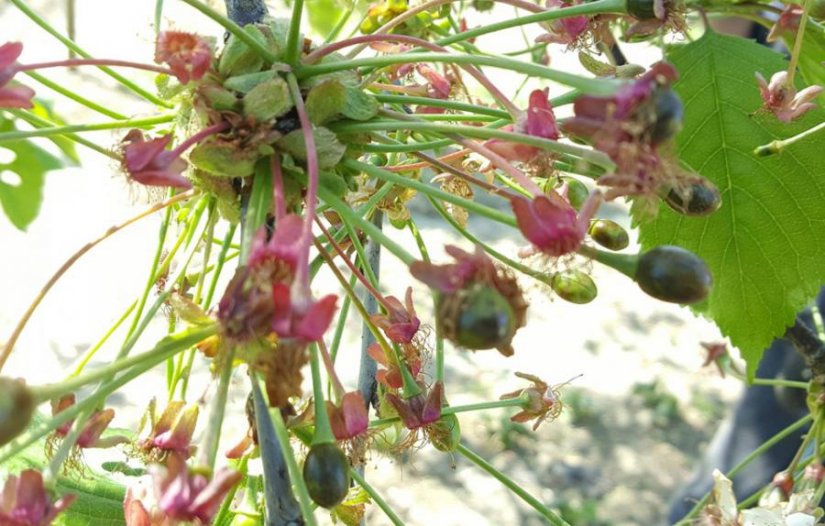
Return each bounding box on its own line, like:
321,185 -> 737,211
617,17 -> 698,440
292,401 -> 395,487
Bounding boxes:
551,270 -> 598,304
588,219 -> 630,251
453,284 -> 516,350
0,377 -> 33,446
664,180 -> 721,217
303,442 -> 350,508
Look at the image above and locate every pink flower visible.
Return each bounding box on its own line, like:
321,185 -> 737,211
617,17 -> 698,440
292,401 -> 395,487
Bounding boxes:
0,470 -> 75,526
384,382 -> 444,430
756,70 -> 823,123
327,391 -> 369,441
51,394 -> 127,449
511,190 -> 601,258
154,31 -> 211,85
121,130 -> 191,189
484,89 -> 559,163
151,454 -> 241,524
537,0 -> 589,46
500,372 -> 564,431
0,42 -> 34,109
370,287 -> 420,344
767,4 -> 802,43
409,244 -> 498,294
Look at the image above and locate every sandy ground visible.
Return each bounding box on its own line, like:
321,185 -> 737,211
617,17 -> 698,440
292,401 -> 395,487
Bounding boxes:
0,2 -> 744,524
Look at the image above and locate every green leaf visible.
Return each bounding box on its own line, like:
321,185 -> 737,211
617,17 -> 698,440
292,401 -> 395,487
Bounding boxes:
306,0 -> 346,38
277,126 -> 346,169
306,80 -> 348,125
640,31 -> 825,378
0,115 -> 64,231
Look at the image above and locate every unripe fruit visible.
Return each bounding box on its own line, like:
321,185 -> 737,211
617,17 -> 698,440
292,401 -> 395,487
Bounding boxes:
648,88 -> 683,145
303,442 -> 351,508
664,180 -> 721,217
588,219 -> 630,251
627,0 -> 657,20
0,377 -> 34,446
550,270 -> 598,304
450,284 -> 517,350
562,177 -> 589,211
635,246 -> 712,304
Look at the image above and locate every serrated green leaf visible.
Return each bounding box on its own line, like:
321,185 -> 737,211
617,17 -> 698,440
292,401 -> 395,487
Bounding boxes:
639,31 -> 825,378
243,77 -> 293,122
0,116 -> 63,231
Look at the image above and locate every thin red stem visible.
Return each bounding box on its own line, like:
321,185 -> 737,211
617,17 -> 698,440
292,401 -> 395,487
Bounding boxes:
317,340 -> 345,400
170,122 -> 231,157
305,33 -> 519,117
285,74 -> 318,301
271,154 -> 287,221
16,59 -> 174,77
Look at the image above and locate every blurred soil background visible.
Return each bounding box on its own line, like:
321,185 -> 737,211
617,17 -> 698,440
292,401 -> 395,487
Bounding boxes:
0,1 -> 743,524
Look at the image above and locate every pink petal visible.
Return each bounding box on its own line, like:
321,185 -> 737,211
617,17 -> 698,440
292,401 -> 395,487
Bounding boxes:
0,85 -> 34,109
123,135 -> 174,173
0,42 -> 23,70
296,294 -> 338,341
129,169 -> 192,189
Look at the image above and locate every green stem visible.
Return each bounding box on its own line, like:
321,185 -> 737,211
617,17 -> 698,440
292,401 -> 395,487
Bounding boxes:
372,94 -> 511,118
8,0 -> 172,108
0,114 -> 175,142
334,121 -> 614,170
284,0 -> 306,65
370,394 -> 528,427
754,120 -> 825,156
177,0 -> 279,63
297,52 -> 617,96
22,71 -> 126,119
319,186 -> 417,265
204,224 -> 239,306
70,301 -> 137,377
344,158 -> 517,227
7,110 -> 117,158
350,469 -> 406,525
310,345 -> 336,444
155,0 -> 165,33
200,347 -> 236,470
240,159 -> 274,263
328,274 -> 354,366
674,413 -> 814,524
456,443 -> 570,525
30,324 -> 217,403
578,245 -> 638,279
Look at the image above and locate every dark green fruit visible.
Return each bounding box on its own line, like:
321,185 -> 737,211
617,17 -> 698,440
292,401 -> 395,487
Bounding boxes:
426,413 -> 461,452
635,246 -> 712,304
0,377 -> 34,446
303,442 -> 351,508
453,284 -> 516,350
627,0 -> 657,20
664,180 -> 721,217
588,219 -> 630,251
551,270 -> 598,304
648,88 -> 683,145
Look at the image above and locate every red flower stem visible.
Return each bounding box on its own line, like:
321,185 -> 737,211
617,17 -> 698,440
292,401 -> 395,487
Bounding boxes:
16,58 -> 175,77
285,73 -> 318,298
317,340 -> 345,401
271,154 -> 287,221
170,121 -> 231,157
305,33 -> 519,117
313,218 -> 395,314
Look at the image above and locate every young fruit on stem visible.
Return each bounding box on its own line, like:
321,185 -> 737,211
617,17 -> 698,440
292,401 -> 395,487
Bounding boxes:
302,442 -> 351,508
662,179 -> 721,217
588,219 -> 629,251
0,377 -> 34,446
634,245 -> 712,304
